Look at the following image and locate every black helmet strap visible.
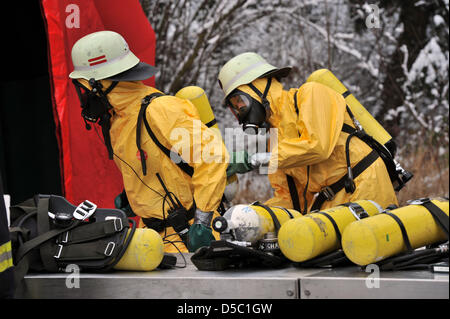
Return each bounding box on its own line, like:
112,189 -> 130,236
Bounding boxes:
247,77 -> 272,118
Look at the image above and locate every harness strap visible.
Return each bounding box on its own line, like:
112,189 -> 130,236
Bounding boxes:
37,197 -> 58,272
293,91 -> 299,116
382,210 -> 414,253
14,220 -> 82,267
316,211 -> 342,242
56,219 -> 126,245
205,118 -> 217,128
286,175 -> 301,213
54,239 -> 119,262
310,149 -> 379,212
274,206 -> 294,218
247,77 -> 272,108
315,202 -> 368,244
136,93 -> 164,175
138,93 -> 194,177
419,200 -> 449,239
286,93 -> 378,213
251,202 -> 282,234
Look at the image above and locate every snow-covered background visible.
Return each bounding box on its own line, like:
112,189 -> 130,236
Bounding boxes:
139,0 -> 449,204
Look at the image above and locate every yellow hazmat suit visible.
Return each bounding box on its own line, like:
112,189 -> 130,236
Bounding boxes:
236,78 -> 398,213
81,80 -> 228,253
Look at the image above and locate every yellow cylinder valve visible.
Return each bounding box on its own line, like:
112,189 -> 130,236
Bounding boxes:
342,197 -> 449,266
114,228 -> 165,271
278,200 -> 383,262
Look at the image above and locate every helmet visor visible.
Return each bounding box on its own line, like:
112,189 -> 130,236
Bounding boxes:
106,62 -> 158,81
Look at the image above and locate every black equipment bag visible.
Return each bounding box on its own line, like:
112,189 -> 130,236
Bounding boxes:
9,194 -> 136,283
191,240 -> 289,271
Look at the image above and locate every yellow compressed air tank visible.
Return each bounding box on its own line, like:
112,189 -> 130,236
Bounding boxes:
278,200 -> 383,262
176,86 -> 220,132
114,228 -> 165,271
212,203 -> 302,244
176,85 -> 239,202
342,198 -> 449,266
306,69 -> 396,155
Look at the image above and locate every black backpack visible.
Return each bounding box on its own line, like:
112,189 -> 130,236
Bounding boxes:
9,194 -> 136,284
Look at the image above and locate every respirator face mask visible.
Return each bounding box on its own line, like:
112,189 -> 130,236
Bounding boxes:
226,78 -> 273,135
72,79 -> 118,159
72,79 -> 117,125
226,91 -> 269,135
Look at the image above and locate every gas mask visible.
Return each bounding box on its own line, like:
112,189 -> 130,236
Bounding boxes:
72,79 -> 118,159
226,78 -> 272,135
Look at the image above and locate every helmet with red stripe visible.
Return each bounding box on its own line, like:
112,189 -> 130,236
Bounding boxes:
69,30 -> 156,81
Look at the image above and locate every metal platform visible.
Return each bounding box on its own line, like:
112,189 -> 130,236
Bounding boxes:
15,253 -> 448,299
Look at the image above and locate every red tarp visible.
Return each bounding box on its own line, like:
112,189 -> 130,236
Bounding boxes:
40,0 -> 156,208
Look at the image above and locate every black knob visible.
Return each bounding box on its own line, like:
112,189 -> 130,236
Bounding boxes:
212,216 -> 228,233
53,212 -> 73,228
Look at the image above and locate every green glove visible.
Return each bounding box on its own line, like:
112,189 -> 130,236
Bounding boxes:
187,209 -> 215,252
226,150 -> 254,177
114,190 -> 136,218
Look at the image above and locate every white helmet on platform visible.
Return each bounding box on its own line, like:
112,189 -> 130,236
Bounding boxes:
69,30 -> 157,81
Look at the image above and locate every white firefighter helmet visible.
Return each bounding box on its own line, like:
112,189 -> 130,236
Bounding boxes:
218,52 -> 291,98
69,30 -> 157,81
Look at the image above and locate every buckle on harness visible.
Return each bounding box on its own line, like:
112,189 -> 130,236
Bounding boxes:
104,242 -> 116,256
54,244 -> 63,259
320,186 -> 336,201
73,200 -> 97,221
114,218 -> 123,232
407,197 -> 431,206
59,231 -> 69,244
345,203 -> 369,220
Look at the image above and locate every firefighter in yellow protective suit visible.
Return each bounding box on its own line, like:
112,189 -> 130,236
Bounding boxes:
69,31 -> 229,253
218,52 -> 398,213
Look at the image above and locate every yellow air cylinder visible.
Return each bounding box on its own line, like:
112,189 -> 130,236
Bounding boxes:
176,85 -> 238,201
212,203 -> 302,244
278,200 -> 383,262
175,86 -> 220,132
306,69 -> 395,155
342,198 -> 449,266
114,228 -> 165,271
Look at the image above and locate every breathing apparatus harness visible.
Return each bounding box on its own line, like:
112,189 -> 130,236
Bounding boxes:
70,82 -> 187,264
9,194 -> 136,286
286,89 -> 413,214
133,92 -> 194,250
135,93 -> 228,252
